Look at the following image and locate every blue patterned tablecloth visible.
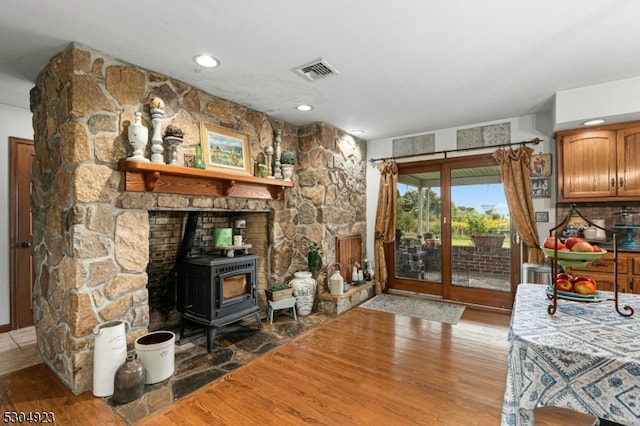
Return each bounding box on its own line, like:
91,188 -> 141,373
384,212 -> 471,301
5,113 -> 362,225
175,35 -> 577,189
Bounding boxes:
501,283 -> 640,426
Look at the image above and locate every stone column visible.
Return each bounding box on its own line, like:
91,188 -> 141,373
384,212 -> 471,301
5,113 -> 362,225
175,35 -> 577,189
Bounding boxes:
273,129 -> 283,179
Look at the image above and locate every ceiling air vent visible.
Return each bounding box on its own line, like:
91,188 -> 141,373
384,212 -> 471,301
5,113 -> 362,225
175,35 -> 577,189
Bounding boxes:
293,58 -> 339,82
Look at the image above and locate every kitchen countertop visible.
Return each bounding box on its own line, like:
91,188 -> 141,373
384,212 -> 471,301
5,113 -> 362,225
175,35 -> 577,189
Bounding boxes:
589,244 -> 640,253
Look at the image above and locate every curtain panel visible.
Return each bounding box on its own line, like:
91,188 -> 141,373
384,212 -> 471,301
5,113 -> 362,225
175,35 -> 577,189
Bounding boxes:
374,160 -> 398,294
492,146 -> 544,265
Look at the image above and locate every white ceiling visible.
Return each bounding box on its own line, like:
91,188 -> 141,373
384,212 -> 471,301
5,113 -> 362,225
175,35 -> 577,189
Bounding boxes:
2,0 -> 640,141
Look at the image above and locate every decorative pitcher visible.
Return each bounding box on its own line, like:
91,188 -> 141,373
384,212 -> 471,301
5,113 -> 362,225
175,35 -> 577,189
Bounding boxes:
93,320 -> 129,397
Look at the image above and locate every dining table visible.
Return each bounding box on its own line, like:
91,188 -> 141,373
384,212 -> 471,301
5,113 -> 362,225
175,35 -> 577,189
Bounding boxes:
502,283 -> 640,425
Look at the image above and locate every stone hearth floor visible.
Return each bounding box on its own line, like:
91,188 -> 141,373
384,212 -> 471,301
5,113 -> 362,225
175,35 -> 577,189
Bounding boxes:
107,310 -> 330,425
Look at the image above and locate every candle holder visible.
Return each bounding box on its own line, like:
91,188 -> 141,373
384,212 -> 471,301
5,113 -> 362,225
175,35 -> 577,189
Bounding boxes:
164,136 -> 182,165
163,123 -> 184,165
265,146 -> 274,178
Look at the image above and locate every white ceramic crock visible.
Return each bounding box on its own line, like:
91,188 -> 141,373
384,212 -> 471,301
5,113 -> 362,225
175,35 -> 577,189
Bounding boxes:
135,331 -> 176,384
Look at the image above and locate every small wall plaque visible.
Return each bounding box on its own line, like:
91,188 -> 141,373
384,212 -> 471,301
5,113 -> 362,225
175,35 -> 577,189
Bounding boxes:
535,211 -> 549,223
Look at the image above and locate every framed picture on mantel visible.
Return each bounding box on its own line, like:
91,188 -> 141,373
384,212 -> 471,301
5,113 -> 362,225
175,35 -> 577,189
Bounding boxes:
199,122 -> 252,175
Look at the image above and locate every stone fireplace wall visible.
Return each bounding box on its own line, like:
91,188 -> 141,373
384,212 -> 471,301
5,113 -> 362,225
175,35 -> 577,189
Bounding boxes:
29,42 -> 366,394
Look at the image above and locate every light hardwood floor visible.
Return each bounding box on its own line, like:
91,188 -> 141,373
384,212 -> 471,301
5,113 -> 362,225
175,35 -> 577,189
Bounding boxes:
0,306 -> 597,425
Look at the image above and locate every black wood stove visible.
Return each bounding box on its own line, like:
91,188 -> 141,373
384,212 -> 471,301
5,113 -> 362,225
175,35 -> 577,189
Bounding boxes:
176,212 -> 261,352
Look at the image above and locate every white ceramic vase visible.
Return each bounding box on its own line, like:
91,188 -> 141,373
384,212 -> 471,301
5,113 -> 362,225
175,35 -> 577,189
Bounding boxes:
290,271 -> 316,315
127,112 -> 149,162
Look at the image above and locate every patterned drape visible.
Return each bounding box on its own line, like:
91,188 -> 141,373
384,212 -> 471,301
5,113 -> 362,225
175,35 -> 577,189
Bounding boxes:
374,160 -> 398,294
492,146 -> 545,265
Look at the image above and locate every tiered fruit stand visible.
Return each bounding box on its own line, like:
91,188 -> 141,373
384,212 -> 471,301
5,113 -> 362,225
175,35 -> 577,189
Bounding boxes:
544,205 -> 634,317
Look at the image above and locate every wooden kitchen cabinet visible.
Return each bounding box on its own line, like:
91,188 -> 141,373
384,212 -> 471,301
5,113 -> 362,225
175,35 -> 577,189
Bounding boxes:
616,126 -> 640,198
557,122 -> 640,202
565,251 -> 640,294
630,257 -> 640,294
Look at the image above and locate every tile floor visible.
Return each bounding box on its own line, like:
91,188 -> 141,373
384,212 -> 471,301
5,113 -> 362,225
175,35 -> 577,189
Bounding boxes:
0,326 -> 41,377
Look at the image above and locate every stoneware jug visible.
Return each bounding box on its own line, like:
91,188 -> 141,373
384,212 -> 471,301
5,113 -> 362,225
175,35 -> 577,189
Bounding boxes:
93,320 -> 129,397
113,353 -> 146,404
329,269 -> 344,296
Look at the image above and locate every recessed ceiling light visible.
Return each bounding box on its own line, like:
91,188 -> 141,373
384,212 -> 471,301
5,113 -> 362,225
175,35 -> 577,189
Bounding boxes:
194,54 -> 220,68
296,104 -> 313,112
350,130 -> 365,135
583,119 -> 605,126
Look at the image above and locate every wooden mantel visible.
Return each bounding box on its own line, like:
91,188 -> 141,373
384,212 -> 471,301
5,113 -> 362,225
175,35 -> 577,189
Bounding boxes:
118,160 -> 293,200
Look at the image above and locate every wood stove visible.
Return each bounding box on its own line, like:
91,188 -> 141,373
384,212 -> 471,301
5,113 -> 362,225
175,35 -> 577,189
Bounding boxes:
176,212 -> 261,352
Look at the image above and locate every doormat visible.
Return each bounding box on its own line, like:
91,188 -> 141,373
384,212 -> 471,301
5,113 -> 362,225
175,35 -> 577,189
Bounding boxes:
360,294 -> 465,325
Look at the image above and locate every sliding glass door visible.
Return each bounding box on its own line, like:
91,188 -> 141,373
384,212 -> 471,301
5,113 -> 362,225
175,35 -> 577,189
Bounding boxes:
389,154 -> 518,309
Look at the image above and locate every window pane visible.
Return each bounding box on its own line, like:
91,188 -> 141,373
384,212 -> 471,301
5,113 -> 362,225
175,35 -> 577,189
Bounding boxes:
450,165 -> 510,292
395,173 -> 442,284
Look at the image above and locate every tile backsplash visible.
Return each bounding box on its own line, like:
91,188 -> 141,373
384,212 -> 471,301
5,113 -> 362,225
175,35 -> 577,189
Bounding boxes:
556,201 -> 640,248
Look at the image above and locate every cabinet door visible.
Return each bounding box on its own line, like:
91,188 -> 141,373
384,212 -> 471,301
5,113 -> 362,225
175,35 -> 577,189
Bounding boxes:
558,130 -> 617,200
629,256 -> 640,294
617,126 -> 640,197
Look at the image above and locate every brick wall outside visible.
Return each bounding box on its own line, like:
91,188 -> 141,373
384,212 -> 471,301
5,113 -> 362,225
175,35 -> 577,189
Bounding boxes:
453,247 -> 510,277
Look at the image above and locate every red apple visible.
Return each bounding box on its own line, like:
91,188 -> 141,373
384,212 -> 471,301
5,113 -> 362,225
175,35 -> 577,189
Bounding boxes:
593,245 -> 602,252
574,279 -> 597,295
564,237 -> 583,250
555,278 -> 574,292
571,241 -> 595,252
543,237 -> 565,250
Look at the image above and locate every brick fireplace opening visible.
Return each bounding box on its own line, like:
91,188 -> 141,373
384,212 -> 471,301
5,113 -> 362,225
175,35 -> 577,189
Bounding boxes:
147,210 -> 269,332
